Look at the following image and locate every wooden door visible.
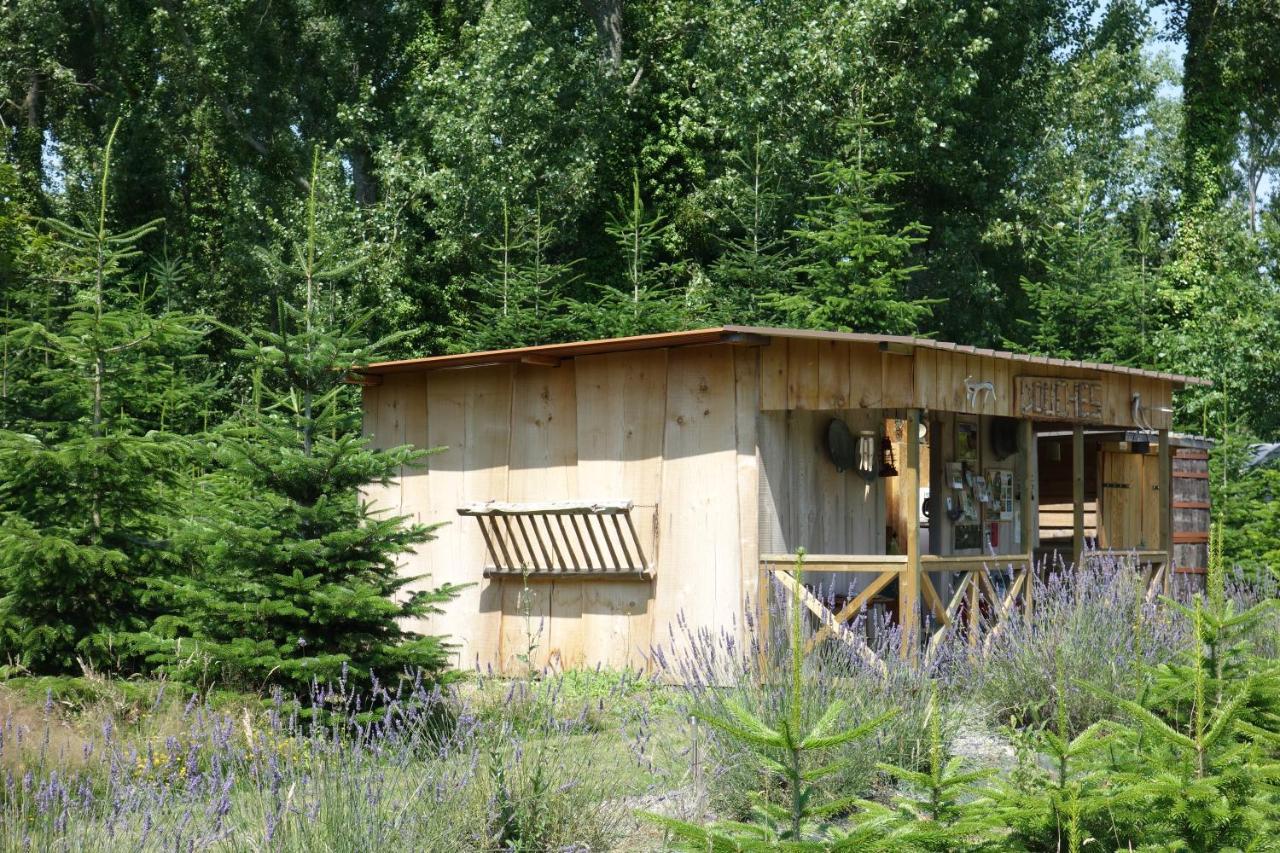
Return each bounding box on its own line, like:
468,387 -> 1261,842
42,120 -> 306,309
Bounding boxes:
1098,451 -> 1159,550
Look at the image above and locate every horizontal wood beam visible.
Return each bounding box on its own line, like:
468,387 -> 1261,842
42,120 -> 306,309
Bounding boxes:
483,569 -> 653,581
519,354 -> 562,367
459,500 -> 633,516
761,554 -> 908,572
878,340 -> 914,356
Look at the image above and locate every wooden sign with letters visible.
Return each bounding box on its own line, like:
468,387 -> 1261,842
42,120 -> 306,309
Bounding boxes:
1016,376 -> 1104,423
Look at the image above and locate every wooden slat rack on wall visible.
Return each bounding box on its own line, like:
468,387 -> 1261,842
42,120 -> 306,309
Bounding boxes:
458,501 -> 652,578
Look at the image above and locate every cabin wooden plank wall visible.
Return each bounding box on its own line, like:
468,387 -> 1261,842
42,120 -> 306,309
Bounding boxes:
363,344 -> 759,674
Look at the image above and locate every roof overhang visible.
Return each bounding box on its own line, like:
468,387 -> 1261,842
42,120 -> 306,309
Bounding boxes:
357,325 -> 1211,388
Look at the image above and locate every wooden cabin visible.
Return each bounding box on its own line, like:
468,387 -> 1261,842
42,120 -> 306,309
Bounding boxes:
358,327 -> 1210,672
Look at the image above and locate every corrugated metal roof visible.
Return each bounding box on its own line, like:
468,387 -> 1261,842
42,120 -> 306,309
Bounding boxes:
359,325 -> 1212,387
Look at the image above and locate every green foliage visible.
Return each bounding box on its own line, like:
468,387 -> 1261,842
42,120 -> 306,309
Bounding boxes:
990,659 -> 1135,851
1019,186 -> 1151,363
1077,591 -> 1280,849
584,169 -> 686,337
129,155 -> 461,694
0,120 -> 205,675
769,114 -> 931,335
646,553 -> 899,849
459,198 -> 580,350
875,693 -> 1001,852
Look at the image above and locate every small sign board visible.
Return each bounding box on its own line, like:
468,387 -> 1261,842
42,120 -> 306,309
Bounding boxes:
1016,376 -> 1104,423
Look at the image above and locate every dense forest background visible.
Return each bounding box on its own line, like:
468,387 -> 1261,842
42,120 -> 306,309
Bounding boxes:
1,0 -> 1279,678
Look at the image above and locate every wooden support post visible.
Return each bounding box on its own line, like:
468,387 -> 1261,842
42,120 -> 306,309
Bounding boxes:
899,409 -> 922,657
1021,419 -> 1036,626
1158,429 -> 1172,596
757,564 -> 771,665
1072,425 -> 1085,569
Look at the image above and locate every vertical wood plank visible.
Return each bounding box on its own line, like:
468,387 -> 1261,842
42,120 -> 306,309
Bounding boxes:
1021,418 -> 1037,624
1158,430 -> 1171,564
787,338 -> 820,410
850,344 -> 883,407
817,340 -> 851,409
760,339 -> 789,411
882,352 -> 915,409
422,366 -> 514,671
788,410 -> 821,552
656,345 -> 742,659
900,408 -> 922,657
1072,425 -> 1085,567
992,356 -> 1013,417
575,350 -> 668,505
735,348 -> 761,632
913,347 -> 937,414
757,411 -> 790,554
396,376 -> 434,622
507,363 -> 582,668
575,350 -> 665,668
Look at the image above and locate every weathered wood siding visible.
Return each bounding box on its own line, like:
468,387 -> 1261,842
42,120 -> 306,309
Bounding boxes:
759,338 -> 1173,429
365,344 -> 759,673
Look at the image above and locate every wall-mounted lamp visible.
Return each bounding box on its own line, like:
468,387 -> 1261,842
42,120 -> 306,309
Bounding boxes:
879,436 -> 899,478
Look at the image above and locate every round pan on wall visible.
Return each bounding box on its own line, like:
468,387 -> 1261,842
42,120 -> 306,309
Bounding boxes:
827,418 -> 858,473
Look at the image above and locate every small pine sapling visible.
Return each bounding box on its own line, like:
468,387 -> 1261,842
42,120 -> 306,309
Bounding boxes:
584,169 -> 684,337
643,551 -> 900,850
1078,529 -> 1280,849
991,653 -> 1131,851
875,690 -> 1002,851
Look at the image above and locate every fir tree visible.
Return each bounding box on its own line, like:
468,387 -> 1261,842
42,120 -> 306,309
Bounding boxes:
1018,184 -> 1147,364
875,691 -> 1002,851
1078,538 -> 1280,849
990,656 -> 1133,851
462,197 -> 579,351
582,170 -> 684,337
135,152 -> 462,694
0,119 -> 204,674
645,552 -> 901,850
768,111 -> 932,335
709,135 -> 797,324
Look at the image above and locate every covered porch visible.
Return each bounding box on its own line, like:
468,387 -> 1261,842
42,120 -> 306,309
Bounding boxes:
750,333 -> 1200,658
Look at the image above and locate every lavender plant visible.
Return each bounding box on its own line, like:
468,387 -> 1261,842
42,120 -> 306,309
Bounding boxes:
647,553 -> 902,848
971,552 -> 1188,733
0,668 -> 646,851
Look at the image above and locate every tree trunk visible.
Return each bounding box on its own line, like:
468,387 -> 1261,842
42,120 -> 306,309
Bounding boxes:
15,72 -> 46,207
347,144 -> 378,206
1181,0 -> 1237,206
582,0 -> 623,71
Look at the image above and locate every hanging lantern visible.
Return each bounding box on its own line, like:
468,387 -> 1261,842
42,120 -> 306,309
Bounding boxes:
879,435 -> 899,478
